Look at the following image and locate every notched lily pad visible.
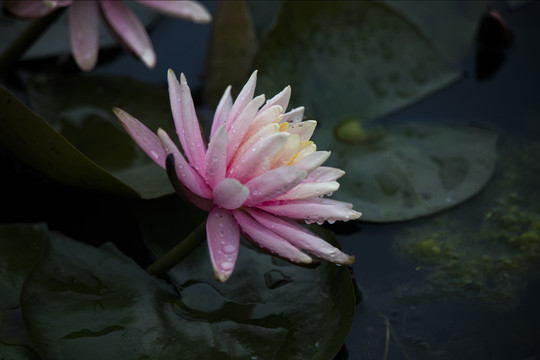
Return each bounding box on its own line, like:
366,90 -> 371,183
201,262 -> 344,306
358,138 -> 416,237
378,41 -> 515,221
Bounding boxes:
26,75 -> 177,199
331,121 -> 497,222
138,196 -> 356,359
20,217 -> 355,360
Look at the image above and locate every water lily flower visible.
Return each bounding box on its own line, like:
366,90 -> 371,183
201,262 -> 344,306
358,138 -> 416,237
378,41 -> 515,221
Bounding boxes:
113,70 -> 361,281
3,0 -> 211,71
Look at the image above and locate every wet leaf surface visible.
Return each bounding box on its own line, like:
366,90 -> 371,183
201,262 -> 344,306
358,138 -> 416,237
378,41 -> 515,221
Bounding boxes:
253,1 -> 460,122
330,121 -> 498,222
248,1 -> 498,221
20,213 -> 355,360
0,223 -> 47,360
138,196 -> 356,360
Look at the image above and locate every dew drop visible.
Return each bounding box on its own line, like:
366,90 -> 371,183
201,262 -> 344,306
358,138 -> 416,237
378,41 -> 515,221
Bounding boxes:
220,261 -> 233,270
149,150 -> 159,159
223,244 -> 236,254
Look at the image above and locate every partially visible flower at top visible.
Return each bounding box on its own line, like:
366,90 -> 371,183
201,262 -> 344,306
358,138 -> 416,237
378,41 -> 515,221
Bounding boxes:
3,0 -> 211,71
113,70 -> 362,282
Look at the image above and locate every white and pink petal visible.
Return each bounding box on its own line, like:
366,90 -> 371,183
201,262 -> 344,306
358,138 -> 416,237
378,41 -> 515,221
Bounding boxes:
135,0 -> 211,23
225,71 -> 258,131
212,178 -> 249,210
281,106 -> 304,125
206,208 -> 240,282
226,94 -> 266,165
247,208 -> 354,264
304,166 -> 345,183
157,129 -> 211,199
288,120 -> 317,142
113,107 -> 166,168
204,125 -> 228,188
233,210 -> 312,264
293,150 -> 330,172
210,85 -> 232,139
227,132 -> 289,183
69,0 -> 99,71
275,181 -> 340,201
99,0 -> 156,68
260,85 -> 290,114
244,166 -> 307,206
167,70 -> 207,174
256,197 -> 361,224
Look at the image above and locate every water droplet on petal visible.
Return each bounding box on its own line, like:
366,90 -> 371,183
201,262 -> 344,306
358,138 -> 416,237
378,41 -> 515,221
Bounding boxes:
223,244 -> 236,254
150,150 -> 159,159
220,261 -> 233,270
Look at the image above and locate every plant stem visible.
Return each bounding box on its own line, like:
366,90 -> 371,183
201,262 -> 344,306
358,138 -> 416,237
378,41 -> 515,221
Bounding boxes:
0,9 -> 64,73
146,220 -> 207,276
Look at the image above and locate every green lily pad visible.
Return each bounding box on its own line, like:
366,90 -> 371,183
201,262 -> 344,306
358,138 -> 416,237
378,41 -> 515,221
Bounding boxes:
0,84 -> 138,197
138,196 -> 356,359
20,217 -> 355,359
253,0 -> 460,123
381,1 -> 488,65
24,74 -> 176,199
330,121 -> 497,222
393,137 -> 540,310
0,223 -> 47,360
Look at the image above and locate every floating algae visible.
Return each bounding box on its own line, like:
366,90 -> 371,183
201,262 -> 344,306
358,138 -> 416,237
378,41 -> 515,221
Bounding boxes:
394,139 -> 540,309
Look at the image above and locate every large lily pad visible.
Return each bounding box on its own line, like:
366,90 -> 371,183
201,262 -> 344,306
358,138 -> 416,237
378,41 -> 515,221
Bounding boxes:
0,223 -> 47,360
138,196 -> 356,359
253,1 -> 460,123
382,1 -> 488,66
330,121 -> 497,222
20,217 -> 355,359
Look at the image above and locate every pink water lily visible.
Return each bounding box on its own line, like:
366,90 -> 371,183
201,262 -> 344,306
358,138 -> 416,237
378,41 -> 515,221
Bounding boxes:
4,0 -> 211,71
113,70 -> 361,281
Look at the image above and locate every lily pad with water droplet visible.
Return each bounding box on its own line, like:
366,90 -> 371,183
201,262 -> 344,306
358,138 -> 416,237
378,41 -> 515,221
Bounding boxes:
19,214 -> 355,359
0,223 -> 47,360
329,121 -> 497,222
138,195 -> 356,360
253,1 -> 460,123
